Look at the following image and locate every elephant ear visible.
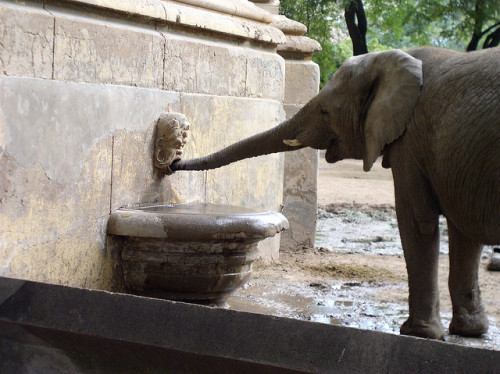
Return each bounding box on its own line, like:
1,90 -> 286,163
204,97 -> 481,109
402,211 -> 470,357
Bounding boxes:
362,50 -> 423,172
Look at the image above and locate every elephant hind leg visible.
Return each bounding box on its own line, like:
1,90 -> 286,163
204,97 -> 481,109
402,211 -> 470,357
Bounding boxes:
447,220 -> 488,337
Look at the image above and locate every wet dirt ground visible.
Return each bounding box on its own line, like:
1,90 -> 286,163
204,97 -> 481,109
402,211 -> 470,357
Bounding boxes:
227,159 -> 499,350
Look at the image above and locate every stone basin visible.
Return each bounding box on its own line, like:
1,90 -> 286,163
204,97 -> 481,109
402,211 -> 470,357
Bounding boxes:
107,203 -> 289,304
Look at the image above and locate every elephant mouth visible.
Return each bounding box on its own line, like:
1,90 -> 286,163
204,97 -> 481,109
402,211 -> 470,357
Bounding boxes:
324,139 -> 342,163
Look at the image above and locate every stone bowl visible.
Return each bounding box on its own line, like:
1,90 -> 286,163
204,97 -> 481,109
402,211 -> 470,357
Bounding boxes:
107,203 -> 288,305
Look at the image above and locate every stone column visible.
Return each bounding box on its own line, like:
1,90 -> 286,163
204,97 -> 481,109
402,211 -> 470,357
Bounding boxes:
271,15 -> 322,251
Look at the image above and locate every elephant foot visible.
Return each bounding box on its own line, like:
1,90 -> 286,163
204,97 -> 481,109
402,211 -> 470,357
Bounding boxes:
400,318 -> 445,340
449,310 -> 489,337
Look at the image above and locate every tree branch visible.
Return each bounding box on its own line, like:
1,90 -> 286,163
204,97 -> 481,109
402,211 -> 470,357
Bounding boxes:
479,21 -> 500,38
345,0 -> 368,55
483,25 -> 500,48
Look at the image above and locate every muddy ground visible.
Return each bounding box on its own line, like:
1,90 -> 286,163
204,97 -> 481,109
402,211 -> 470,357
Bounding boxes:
228,158 -> 499,350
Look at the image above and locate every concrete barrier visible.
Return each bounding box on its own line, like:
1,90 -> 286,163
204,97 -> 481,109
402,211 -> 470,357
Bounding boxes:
1,276 -> 498,373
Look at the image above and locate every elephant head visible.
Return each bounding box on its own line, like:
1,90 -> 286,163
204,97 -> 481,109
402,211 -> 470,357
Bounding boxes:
170,49 -> 423,173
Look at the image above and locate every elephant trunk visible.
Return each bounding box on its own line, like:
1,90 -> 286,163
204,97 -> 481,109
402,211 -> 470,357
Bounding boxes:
170,119 -> 302,171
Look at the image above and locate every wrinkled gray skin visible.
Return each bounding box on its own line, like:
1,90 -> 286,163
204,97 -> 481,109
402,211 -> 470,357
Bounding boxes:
171,47 -> 500,340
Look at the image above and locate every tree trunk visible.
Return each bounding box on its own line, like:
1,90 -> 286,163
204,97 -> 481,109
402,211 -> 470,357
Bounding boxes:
345,0 -> 368,56
466,0 -> 486,51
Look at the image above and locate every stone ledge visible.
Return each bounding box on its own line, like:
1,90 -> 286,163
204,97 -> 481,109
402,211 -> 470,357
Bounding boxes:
49,0 -> 286,45
269,15 -> 321,58
174,0 -> 273,23
270,15 -> 307,36
161,2 -> 285,45
278,35 -> 322,55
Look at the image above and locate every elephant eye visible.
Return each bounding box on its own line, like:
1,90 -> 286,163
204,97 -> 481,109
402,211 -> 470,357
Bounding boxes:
320,107 -> 329,116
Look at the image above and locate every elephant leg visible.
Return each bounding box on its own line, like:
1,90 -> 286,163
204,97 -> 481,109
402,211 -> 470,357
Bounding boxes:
393,173 -> 444,339
447,220 -> 488,336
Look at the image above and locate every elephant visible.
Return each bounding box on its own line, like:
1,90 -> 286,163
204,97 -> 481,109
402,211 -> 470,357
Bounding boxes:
170,47 -> 500,340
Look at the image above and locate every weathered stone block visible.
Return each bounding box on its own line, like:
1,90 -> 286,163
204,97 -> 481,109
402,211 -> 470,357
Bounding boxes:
246,50 -> 285,101
181,94 -> 284,208
280,102 -> 319,251
110,125 -> 206,210
0,77 -> 117,185
280,58 -> 320,251
181,94 -> 285,260
162,37 -> 247,97
0,76 -> 194,288
0,137 -> 113,288
283,60 -> 320,105
53,15 -> 164,88
0,77 -> 179,185
0,3 -> 54,78
162,35 -> 285,100
281,146 -> 318,250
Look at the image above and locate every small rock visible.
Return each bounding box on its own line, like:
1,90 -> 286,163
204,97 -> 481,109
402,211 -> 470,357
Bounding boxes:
343,281 -> 362,287
309,282 -> 329,290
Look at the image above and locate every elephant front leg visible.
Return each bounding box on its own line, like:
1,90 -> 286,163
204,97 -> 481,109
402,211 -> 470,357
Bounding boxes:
393,179 -> 444,339
447,220 -> 488,336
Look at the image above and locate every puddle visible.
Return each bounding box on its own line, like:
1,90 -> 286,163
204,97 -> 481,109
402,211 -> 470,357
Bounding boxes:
228,277 -> 500,350
229,279 -> 409,335
315,208 -> 451,255
227,208 -> 499,351
316,208 -> 495,259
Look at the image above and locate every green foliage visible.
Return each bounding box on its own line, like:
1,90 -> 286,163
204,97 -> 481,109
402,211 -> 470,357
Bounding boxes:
280,0 -> 352,87
279,0 -> 394,87
366,37 -> 391,52
367,0 -> 500,50
280,0 -> 499,87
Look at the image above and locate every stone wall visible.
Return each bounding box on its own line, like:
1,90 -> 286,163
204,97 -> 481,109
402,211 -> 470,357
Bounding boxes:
0,0 -> 288,289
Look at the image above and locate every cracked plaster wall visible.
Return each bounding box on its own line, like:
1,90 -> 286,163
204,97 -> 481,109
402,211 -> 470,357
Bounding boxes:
0,0 -> 286,288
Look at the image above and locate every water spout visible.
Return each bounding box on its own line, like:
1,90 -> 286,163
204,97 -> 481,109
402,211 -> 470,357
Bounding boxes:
154,112 -> 189,175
